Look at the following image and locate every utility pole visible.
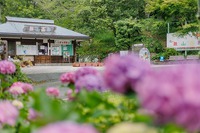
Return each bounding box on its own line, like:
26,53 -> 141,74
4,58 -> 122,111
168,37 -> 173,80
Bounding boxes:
0,4 -> 1,23
167,23 -> 170,33
198,0 -> 200,20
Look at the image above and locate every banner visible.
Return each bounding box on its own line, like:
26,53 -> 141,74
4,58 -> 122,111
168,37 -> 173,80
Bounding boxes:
167,33 -> 200,51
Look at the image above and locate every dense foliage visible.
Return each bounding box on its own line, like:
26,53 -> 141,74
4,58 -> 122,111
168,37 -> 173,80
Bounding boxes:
0,0 -> 199,59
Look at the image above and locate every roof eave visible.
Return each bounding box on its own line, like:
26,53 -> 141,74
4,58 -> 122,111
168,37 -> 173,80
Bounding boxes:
0,33 -> 90,40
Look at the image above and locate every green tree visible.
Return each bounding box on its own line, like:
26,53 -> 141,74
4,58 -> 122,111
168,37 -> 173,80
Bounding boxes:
77,30 -> 116,61
0,0 -> 45,22
115,19 -> 142,50
145,0 -> 199,33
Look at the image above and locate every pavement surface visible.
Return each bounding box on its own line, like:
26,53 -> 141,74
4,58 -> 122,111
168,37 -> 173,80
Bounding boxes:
21,64 -> 176,98
21,64 -> 176,83
21,66 -> 104,82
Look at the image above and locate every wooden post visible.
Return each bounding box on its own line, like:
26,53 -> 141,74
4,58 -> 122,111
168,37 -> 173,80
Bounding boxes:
2,40 -> 8,60
72,40 -> 77,62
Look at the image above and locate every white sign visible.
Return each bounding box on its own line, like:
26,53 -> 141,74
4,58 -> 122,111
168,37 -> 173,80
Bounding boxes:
16,45 -> 38,55
55,40 -> 71,45
139,48 -> 150,62
167,33 -> 200,51
51,46 -> 61,55
120,51 -> 129,56
0,45 -> 4,53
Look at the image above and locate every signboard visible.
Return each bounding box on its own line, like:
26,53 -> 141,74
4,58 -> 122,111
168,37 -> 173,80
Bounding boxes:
120,51 -> 129,56
139,48 -> 150,62
16,45 -> 38,55
167,33 -> 200,51
23,25 -> 56,33
62,45 -> 73,56
51,46 -> 61,55
55,40 -> 71,45
132,44 -> 144,56
0,46 -> 3,53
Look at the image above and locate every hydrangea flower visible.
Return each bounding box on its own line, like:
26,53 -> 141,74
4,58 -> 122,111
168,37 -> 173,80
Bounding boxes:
107,122 -> 158,133
46,87 -> 60,97
75,74 -> 106,92
9,82 -> 34,95
136,64 -> 200,132
0,60 -> 16,74
74,67 -> 99,81
35,121 -> 99,133
66,89 -> 78,101
28,108 -> 39,121
74,67 -> 107,91
60,72 -> 75,84
103,54 -> 151,93
9,86 -> 24,95
0,101 -> 19,126
12,100 -> 24,109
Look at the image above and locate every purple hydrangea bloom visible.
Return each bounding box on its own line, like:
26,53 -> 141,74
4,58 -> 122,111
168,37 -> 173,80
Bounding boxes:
0,101 -> 19,126
0,60 -> 16,74
74,67 -> 99,81
75,74 -> 106,92
28,108 -> 39,121
35,121 -> 99,133
74,67 -> 107,91
103,54 -> 151,93
136,64 -> 200,132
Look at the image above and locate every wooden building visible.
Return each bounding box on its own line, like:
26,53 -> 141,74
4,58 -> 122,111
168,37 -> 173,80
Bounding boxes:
0,16 -> 90,63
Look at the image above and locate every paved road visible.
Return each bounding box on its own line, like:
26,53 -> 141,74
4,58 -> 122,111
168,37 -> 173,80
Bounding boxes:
22,65 -> 176,98
21,64 -> 176,83
21,66 -> 104,74
21,66 -> 104,82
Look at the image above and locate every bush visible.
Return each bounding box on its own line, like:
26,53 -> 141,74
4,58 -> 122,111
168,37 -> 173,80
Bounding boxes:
151,48 -> 179,60
163,48 -> 179,59
12,62 -> 32,83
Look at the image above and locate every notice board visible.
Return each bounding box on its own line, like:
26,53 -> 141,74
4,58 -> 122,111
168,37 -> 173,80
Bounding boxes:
16,45 -> 38,55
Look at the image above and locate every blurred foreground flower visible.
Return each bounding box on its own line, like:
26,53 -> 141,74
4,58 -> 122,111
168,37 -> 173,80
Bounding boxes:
136,64 -> 200,132
28,108 -> 39,121
60,72 -> 75,84
0,60 -> 16,74
12,100 -> 23,109
106,122 -> 157,133
104,54 -> 151,93
9,82 -> 34,95
34,121 -> 99,133
74,67 -> 107,91
46,87 -> 60,97
0,101 -> 19,127
66,89 -> 78,101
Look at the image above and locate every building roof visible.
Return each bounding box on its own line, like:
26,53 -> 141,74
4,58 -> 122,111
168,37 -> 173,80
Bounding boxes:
0,16 -> 90,40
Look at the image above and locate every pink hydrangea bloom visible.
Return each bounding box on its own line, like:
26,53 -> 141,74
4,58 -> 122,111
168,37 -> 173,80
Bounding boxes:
9,82 -> 34,95
66,89 -> 78,101
103,54 -> 151,93
0,101 -> 19,126
35,121 -> 99,133
9,86 -> 24,95
46,87 -> 60,97
74,67 -> 107,91
0,60 -> 16,74
136,64 -> 200,132
60,72 -> 75,83
28,108 -> 38,120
